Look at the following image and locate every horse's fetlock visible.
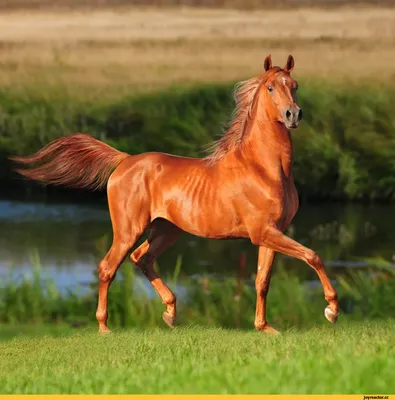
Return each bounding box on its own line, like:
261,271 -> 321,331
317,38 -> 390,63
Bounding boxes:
254,321 -> 267,331
163,293 -> 176,306
326,291 -> 338,303
96,310 -> 107,323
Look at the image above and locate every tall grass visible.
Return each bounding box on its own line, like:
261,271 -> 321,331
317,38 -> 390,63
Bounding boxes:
1,250 -> 394,330
2,82 -> 395,201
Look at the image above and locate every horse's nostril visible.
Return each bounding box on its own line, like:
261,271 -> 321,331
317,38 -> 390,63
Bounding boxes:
298,109 -> 303,121
286,110 -> 292,120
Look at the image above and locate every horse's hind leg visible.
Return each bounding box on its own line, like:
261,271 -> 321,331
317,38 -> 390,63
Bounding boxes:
96,197 -> 149,334
96,241 -> 133,334
130,219 -> 183,328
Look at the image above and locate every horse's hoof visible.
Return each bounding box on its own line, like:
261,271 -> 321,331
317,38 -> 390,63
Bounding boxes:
325,306 -> 339,324
162,311 -> 176,328
98,326 -> 111,335
257,324 -> 281,335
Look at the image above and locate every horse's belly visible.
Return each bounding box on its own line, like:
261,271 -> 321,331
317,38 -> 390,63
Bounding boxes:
156,200 -> 248,240
195,214 -> 248,239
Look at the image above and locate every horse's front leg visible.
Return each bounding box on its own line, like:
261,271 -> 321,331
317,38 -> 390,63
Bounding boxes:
254,246 -> 280,334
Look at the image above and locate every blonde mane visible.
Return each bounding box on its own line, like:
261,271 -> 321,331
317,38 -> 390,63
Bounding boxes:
205,67 -> 281,164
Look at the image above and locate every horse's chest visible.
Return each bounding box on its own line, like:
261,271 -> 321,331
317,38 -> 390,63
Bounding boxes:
253,178 -> 298,225
284,182 -> 298,218
275,180 -> 298,225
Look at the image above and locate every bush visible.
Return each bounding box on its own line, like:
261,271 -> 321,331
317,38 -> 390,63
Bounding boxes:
1,82 -> 395,202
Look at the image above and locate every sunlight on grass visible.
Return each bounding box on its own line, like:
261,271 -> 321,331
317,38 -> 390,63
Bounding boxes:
0,7 -> 395,92
1,321 -> 394,394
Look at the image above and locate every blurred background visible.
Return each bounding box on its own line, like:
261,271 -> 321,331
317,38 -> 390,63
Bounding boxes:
1,0 -> 395,335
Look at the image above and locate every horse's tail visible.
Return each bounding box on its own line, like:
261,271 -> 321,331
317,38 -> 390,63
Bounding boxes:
9,133 -> 129,191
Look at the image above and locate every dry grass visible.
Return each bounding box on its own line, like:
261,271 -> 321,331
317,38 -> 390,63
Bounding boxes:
0,7 -> 394,94
0,0 -> 394,11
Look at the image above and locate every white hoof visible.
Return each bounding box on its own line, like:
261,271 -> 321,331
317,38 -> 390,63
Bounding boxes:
325,306 -> 339,324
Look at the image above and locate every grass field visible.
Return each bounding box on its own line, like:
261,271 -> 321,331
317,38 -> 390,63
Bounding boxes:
1,0 -> 392,11
0,6 -> 395,95
1,321 -> 394,394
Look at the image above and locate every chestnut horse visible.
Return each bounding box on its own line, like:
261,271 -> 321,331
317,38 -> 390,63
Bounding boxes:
11,55 -> 339,334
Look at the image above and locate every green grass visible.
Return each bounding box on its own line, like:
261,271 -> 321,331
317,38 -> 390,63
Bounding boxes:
0,323 -> 76,342
1,321 -> 394,394
2,254 -> 394,394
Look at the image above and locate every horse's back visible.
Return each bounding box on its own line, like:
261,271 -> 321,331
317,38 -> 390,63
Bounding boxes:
111,151 -> 206,182
107,151 -> 209,207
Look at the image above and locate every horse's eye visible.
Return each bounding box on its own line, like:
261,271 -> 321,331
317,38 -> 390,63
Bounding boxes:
268,86 -> 273,92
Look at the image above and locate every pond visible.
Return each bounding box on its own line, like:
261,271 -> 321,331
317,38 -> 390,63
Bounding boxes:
1,196 -> 394,292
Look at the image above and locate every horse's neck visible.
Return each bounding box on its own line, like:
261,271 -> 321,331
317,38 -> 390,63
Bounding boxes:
243,118 -> 294,179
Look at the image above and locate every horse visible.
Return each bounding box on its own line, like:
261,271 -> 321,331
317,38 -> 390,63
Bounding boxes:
10,55 -> 339,334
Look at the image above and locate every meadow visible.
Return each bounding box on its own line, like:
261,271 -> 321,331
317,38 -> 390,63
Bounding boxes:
1,6 -> 395,91
1,0 -> 392,11
1,322 -> 395,394
2,254 -> 395,393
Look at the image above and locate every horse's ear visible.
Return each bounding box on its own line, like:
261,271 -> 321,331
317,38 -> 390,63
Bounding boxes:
264,55 -> 272,72
284,55 -> 294,73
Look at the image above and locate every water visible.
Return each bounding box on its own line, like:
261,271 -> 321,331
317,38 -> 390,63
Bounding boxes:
1,197 -> 395,291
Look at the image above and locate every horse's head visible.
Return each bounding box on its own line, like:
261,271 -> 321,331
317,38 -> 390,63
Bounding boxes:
259,55 -> 302,130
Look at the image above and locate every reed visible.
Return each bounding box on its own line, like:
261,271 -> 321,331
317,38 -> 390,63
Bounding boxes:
1,249 -> 394,331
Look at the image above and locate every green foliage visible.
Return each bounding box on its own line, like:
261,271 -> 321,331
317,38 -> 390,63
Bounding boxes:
1,253 -> 395,330
1,82 -> 395,201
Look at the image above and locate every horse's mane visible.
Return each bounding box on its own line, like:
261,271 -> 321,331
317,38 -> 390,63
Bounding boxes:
205,67 -> 282,164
